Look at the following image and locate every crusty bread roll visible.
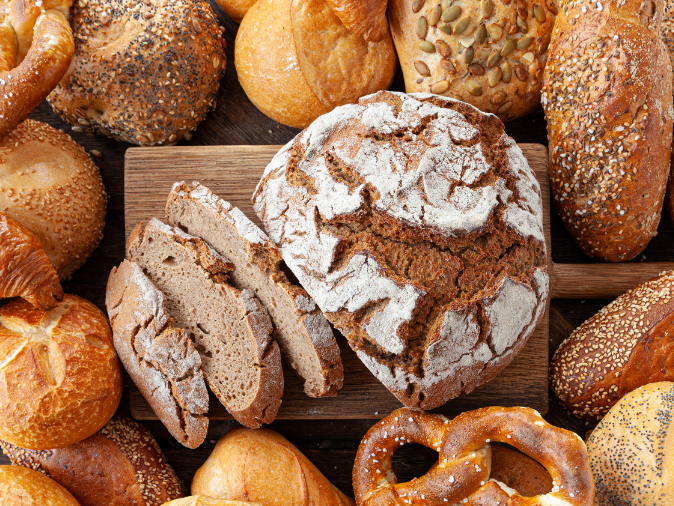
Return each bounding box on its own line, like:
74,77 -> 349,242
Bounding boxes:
0,120 -> 106,280
164,498 -> 261,506
48,0 -> 226,146
235,0 -> 396,129
0,466 -> 81,506
0,294 -> 122,449
213,0 -> 257,22
587,382 -> 674,505
1,416 -> 185,506
541,0 -> 673,262
551,270 -> 674,420
191,428 -> 354,506
388,0 -> 556,121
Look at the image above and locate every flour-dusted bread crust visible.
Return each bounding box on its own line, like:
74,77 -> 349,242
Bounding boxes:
254,91 -> 548,409
106,260 -> 208,448
166,182 -> 343,398
542,0 -> 673,262
127,219 -> 283,428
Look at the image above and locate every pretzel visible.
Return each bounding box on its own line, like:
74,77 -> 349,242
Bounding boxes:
0,0 -> 74,137
353,407 -> 594,506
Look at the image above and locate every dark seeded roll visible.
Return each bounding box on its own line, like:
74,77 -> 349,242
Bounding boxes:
47,0 -> 226,146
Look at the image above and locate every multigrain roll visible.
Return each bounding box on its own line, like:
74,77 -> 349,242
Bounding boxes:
551,270 -> 674,420
0,120 -> 106,280
541,0 -> 673,262
47,0 -> 226,146
0,466 -> 81,506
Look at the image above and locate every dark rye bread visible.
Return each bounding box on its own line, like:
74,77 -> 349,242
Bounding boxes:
254,91 -> 549,410
127,219 -> 283,428
552,270 -> 674,420
106,259 -> 209,448
166,182 -> 343,397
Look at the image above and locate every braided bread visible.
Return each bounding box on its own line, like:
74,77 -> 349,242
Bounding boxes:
0,0 -> 74,137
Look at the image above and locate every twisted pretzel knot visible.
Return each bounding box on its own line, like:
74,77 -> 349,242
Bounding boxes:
0,0 -> 74,136
353,407 -> 594,506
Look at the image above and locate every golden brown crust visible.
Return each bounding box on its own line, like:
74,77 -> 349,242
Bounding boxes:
0,211 -> 63,309
213,0 -> 257,22
191,428 -> 354,506
1,416 -> 185,506
0,120 -> 106,280
164,499 -> 262,506
0,294 -> 122,450
0,0 -> 74,136
47,0 -> 226,146
489,446 -> 553,496
541,0 -> 673,262
552,270 -> 674,420
324,0 -> 389,42
0,465 -> 81,506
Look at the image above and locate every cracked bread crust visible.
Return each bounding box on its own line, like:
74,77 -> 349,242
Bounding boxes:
106,259 -> 209,448
254,91 -> 548,409
127,219 -> 283,428
166,181 -> 343,398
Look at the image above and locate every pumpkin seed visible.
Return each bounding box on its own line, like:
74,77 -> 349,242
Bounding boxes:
538,33 -> 551,53
487,23 -> 503,40
439,25 -> 453,34
501,38 -> 516,56
467,81 -> 483,96
441,58 -> 456,73
501,61 -> 512,82
487,50 -> 502,68
431,80 -> 450,93
474,25 -> 487,44
419,40 -> 436,53
429,4 -> 442,25
481,0 -> 493,18
517,36 -> 533,49
488,67 -> 502,87
413,0 -> 425,13
442,5 -> 462,22
436,39 -> 452,57
491,91 -> 507,104
417,16 -> 429,38
533,4 -> 546,22
454,16 -> 471,34
469,62 -> 485,75
514,64 -> 528,81
517,0 -> 528,19
517,16 -> 528,33
497,101 -> 513,114
545,0 -> 558,15
415,60 -> 431,76
464,46 -> 475,63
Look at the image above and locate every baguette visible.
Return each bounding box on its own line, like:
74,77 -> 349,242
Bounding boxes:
541,0 -> 673,261
551,270 -> 674,419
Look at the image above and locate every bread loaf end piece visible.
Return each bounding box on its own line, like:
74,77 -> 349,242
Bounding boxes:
127,219 -> 283,428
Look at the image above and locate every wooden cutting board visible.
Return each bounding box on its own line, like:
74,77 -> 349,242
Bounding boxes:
123,144 -> 671,421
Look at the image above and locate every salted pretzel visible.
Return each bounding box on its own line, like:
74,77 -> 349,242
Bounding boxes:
0,0 -> 74,137
353,407 -> 594,506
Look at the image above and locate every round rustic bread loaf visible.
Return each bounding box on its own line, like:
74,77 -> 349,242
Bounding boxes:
388,0 -> 556,121
254,91 -> 549,409
0,294 -> 122,449
0,466 -> 81,505
0,120 -> 106,280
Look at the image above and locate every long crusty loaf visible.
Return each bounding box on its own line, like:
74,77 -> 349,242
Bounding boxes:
127,219 -> 283,428
552,270 -> 674,420
166,182 -> 343,398
542,0 -> 673,261
106,259 -> 209,448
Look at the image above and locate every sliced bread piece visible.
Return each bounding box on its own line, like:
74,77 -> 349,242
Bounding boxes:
166,182 -> 343,397
106,259 -> 209,448
127,219 -> 283,428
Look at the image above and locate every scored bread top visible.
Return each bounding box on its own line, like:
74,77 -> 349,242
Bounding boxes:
166,181 -> 343,397
254,90 -> 548,409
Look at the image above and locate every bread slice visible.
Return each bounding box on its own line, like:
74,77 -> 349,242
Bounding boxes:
127,219 -> 283,428
106,259 -> 209,448
166,182 -> 343,397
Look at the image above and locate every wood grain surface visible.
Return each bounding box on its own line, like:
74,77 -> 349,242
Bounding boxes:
125,143 -> 550,420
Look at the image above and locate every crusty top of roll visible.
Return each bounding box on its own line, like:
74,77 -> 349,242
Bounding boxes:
0,466 -> 81,505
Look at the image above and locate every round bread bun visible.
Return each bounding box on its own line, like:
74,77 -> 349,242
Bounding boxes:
47,0 -> 226,146
0,466 -> 81,505
164,497 -> 262,506
214,0 -> 257,22
0,119 -> 106,280
0,294 -> 122,450
587,382 -> 674,505
490,446 -> 552,496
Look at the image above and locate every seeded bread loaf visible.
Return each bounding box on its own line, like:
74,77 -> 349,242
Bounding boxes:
541,0 -> 673,262
106,259 -> 209,448
1,416 -> 185,506
662,1 -> 674,224
127,219 -> 283,428
254,91 -> 549,410
552,270 -> 674,420
166,182 -> 343,398
388,0 -> 557,121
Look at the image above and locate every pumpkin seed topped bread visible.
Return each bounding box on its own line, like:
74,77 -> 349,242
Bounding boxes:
388,0 -> 557,121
